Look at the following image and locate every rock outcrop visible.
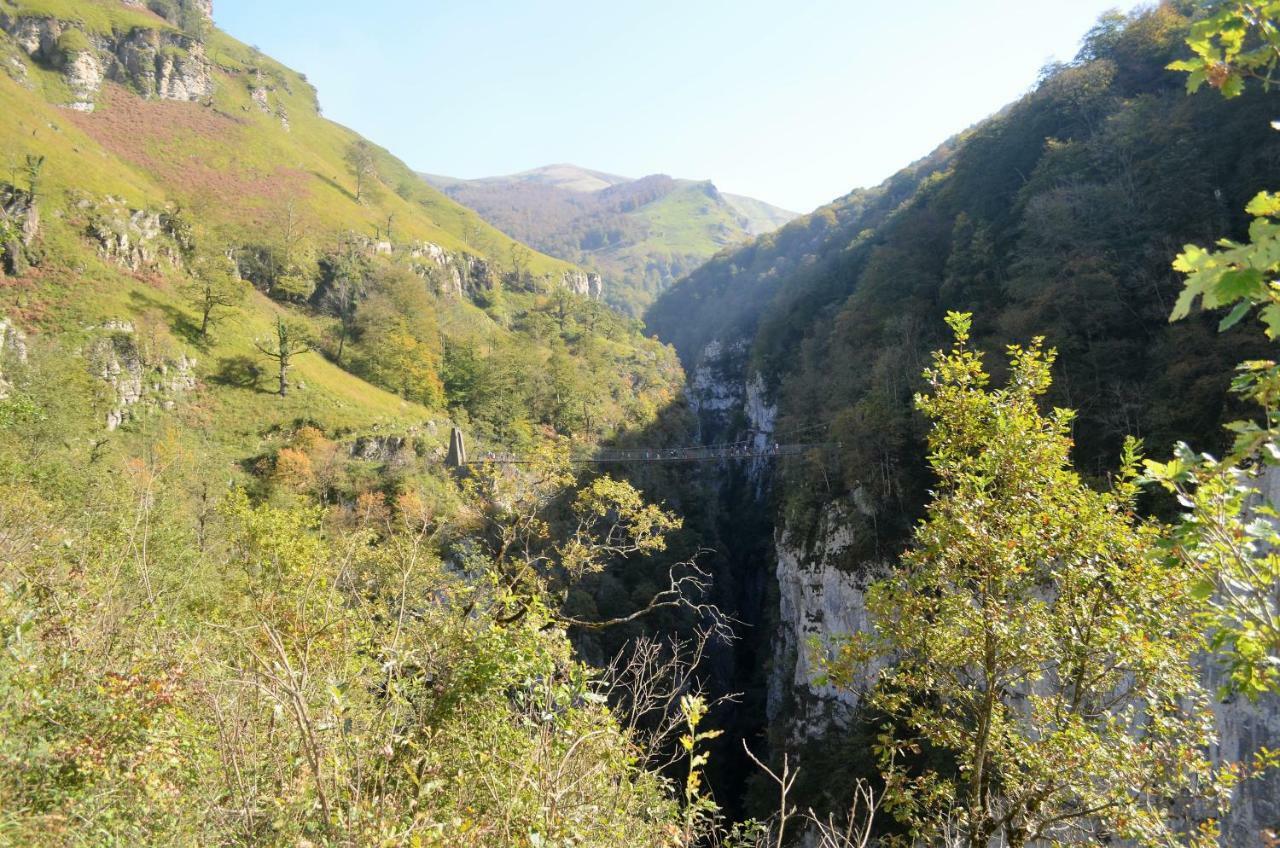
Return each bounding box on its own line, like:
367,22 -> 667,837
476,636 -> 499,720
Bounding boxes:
249,82 -> 290,130
85,199 -> 184,272
349,435 -> 408,463
1,184 -> 40,275
88,322 -> 196,430
0,317 -> 29,399
120,0 -> 214,23
407,241 -> 497,299
0,11 -> 214,112
560,270 -> 604,299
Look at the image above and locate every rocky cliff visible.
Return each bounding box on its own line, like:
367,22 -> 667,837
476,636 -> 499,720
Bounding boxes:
87,320 -> 197,431
683,325 -> 1280,841
0,4 -> 214,111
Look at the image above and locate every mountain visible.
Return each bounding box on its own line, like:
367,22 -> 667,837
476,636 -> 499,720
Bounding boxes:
424,163 -> 633,194
422,164 -> 799,314
646,3 -> 1280,836
0,0 -> 682,446
0,2 -> 702,844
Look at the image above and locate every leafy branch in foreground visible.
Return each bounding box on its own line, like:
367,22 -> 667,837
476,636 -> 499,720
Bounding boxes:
1168,1 -> 1280,98
1152,0 -> 1280,701
462,446 -> 729,638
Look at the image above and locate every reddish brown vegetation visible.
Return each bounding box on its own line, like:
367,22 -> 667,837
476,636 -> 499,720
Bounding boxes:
68,84 -> 309,217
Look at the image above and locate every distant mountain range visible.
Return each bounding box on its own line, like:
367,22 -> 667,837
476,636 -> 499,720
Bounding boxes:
422,165 -> 798,314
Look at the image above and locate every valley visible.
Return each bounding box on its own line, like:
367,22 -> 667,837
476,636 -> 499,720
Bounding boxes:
1,1 -> 1279,846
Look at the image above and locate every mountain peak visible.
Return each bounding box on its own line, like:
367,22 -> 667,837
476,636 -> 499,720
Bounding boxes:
497,164 -> 632,193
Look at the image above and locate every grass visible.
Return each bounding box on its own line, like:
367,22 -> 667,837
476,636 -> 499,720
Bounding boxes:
629,181 -> 747,253
0,9 -> 654,460
3,0 -> 172,36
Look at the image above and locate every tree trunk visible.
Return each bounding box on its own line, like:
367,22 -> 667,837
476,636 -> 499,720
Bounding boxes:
968,635 -> 998,848
278,355 -> 289,396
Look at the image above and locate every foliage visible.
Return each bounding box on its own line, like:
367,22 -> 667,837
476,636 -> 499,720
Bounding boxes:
184,249 -> 249,338
828,314 -> 1230,847
254,314 -> 313,396
649,2 -> 1278,562
23,153 -> 44,200
1168,0 -> 1280,98
1144,0 -> 1280,701
343,140 -> 379,205
54,27 -> 90,58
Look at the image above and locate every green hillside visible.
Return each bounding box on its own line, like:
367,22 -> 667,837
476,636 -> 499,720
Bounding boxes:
0,2 -> 708,845
0,0 -> 683,448
423,165 -> 798,315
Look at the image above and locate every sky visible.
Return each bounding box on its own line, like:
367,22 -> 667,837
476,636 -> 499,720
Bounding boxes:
214,0 -> 1138,213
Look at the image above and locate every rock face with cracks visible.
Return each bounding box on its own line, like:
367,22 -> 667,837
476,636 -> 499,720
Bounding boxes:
0,8 -> 214,112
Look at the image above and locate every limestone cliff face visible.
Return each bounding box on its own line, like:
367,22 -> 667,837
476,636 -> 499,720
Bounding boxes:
87,321 -> 196,431
407,241 -> 497,299
769,505 -> 888,743
686,328 -> 1280,840
1209,468 -> 1280,843
0,10 -> 214,112
0,318 -> 29,399
85,200 -> 185,272
1,184 -> 40,275
560,270 -> 604,300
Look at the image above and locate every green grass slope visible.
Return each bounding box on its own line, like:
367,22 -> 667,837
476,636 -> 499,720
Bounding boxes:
0,1 -> 683,461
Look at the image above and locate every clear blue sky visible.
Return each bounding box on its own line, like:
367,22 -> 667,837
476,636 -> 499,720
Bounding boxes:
215,0 -> 1137,213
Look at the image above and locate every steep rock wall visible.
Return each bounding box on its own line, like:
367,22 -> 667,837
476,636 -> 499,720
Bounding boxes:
686,330 -> 1280,840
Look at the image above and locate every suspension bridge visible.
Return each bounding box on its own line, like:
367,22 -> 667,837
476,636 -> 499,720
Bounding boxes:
444,428 -> 837,468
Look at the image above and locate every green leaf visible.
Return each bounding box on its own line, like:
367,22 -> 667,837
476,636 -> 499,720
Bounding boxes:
1214,267 -> 1265,302
1262,304 -> 1280,339
1220,301 -> 1252,332
1190,578 -> 1217,601
1246,191 -> 1280,218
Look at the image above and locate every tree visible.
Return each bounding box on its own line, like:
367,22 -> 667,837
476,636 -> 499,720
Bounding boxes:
23,154 -> 44,201
322,251 -> 365,364
254,315 -> 313,397
832,313 -> 1228,848
464,447 -> 722,636
185,251 -> 248,339
510,243 -> 531,288
269,200 -> 317,302
343,140 -> 377,204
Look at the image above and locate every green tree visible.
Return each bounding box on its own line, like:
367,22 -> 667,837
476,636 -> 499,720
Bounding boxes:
23,154 -> 44,201
184,251 -> 248,338
268,200 -> 317,302
510,243 -> 531,288
343,140 -> 378,204
254,315 -> 313,397
832,313 -> 1228,848
322,249 -> 365,364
